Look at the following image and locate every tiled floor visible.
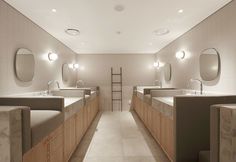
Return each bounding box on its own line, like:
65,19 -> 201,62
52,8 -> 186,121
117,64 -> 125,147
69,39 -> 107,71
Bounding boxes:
69,111 -> 170,162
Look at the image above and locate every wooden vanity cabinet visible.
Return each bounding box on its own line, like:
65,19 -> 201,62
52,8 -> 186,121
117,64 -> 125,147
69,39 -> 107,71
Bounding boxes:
147,105 -> 153,131
152,108 -> 161,143
64,115 -> 76,162
23,125 -> 64,162
133,95 -> 174,162
143,103 -> 148,126
166,117 -> 174,159
49,125 -> 64,162
23,138 -> 48,162
75,108 -> 84,145
23,96 -> 100,162
83,103 -> 89,134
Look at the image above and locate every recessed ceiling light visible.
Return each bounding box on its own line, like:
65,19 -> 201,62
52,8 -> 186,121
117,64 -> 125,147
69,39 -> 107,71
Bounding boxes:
52,9 -> 57,13
153,28 -> 170,36
65,29 -> 80,36
114,4 -> 125,12
178,9 -> 184,13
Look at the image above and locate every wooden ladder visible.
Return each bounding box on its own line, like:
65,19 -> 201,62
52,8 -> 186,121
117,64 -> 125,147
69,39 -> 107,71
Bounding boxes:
111,67 -> 122,111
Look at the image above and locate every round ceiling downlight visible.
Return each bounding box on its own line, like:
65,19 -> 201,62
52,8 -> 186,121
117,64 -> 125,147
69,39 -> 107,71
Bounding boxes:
178,9 -> 184,13
153,28 -> 170,36
114,4 -> 125,12
65,29 -> 80,36
52,9 -> 57,13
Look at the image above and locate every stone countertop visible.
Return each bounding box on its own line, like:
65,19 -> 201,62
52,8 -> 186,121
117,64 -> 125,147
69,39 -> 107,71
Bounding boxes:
63,97 -> 84,120
153,97 -> 174,107
212,104 -> 236,109
152,97 -> 174,120
0,106 -> 24,111
85,95 -> 90,101
0,106 -> 24,162
143,95 -> 151,104
136,86 -> 160,92
137,90 -> 144,100
217,104 -> 236,162
64,97 -> 83,107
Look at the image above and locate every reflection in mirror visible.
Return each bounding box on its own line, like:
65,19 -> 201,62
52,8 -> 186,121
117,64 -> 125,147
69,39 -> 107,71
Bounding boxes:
15,48 -> 35,82
164,63 -> 171,81
62,63 -> 70,82
200,48 -> 220,81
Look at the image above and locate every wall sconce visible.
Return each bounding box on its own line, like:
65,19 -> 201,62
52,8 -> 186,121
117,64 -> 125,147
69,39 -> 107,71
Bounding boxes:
69,63 -> 79,70
176,51 -> 185,60
73,63 -> 79,69
48,52 -> 58,61
153,61 -> 160,68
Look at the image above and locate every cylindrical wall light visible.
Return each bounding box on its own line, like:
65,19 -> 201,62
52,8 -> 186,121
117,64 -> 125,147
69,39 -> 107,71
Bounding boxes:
153,61 -> 160,68
48,52 -> 58,61
69,63 -> 80,70
176,51 -> 185,60
73,63 -> 79,69
153,61 -> 159,68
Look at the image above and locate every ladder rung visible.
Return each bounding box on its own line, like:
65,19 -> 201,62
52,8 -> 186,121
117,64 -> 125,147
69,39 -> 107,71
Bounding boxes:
112,82 -> 122,84
112,90 -> 122,92
112,99 -> 121,101
112,73 -> 121,75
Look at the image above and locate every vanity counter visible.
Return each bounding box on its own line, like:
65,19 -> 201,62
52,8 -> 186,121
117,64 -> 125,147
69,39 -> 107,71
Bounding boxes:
152,97 -> 174,120
153,97 -> 174,107
63,97 -> 84,120
64,97 -> 83,107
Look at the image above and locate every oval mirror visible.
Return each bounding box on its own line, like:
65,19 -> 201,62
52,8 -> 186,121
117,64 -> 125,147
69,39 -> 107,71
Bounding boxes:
164,63 -> 171,81
15,48 -> 35,82
62,63 -> 70,82
200,48 -> 220,81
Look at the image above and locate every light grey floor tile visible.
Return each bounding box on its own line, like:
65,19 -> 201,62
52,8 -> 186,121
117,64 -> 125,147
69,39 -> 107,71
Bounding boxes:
69,111 -> 170,162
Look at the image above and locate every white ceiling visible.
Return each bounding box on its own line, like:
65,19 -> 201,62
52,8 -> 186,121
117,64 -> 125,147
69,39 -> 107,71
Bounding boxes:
4,0 -> 231,54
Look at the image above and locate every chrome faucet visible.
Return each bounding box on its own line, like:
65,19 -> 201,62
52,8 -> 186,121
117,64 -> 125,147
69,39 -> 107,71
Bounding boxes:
76,80 -> 84,88
190,78 -> 203,95
47,80 -> 60,94
154,80 -> 162,88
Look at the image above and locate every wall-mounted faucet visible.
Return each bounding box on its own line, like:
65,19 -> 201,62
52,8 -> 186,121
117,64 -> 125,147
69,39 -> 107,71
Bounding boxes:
190,78 -> 203,95
154,80 -> 162,88
47,80 -> 60,94
76,80 -> 84,88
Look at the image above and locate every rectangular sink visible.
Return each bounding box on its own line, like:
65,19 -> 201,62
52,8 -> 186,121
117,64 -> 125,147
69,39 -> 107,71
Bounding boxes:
150,89 -> 184,98
60,87 -> 91,95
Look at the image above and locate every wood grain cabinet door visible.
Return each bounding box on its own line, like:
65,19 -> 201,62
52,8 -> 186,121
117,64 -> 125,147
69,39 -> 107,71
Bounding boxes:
147,105 -> 152,131
152,108 -> 161,143
64,116 -> 77,162
64,118 -> 71,161
49,125 -> 64,162
76,109 -> 84,145
166,117 -> 174,160
83,105 -> 88,133
23,138 -> 48,162
161,114 -> 167,151
70,115 -> 76,153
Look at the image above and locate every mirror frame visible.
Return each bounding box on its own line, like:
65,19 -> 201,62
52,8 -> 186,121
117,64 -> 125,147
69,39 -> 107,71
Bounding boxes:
164,63 -> 171,81
14,48 -> 35,82
199,48 -> 220,81
62,63 -> 70,83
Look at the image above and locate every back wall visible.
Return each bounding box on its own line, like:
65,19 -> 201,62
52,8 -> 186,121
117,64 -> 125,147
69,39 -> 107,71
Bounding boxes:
77,54 -> 156,110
